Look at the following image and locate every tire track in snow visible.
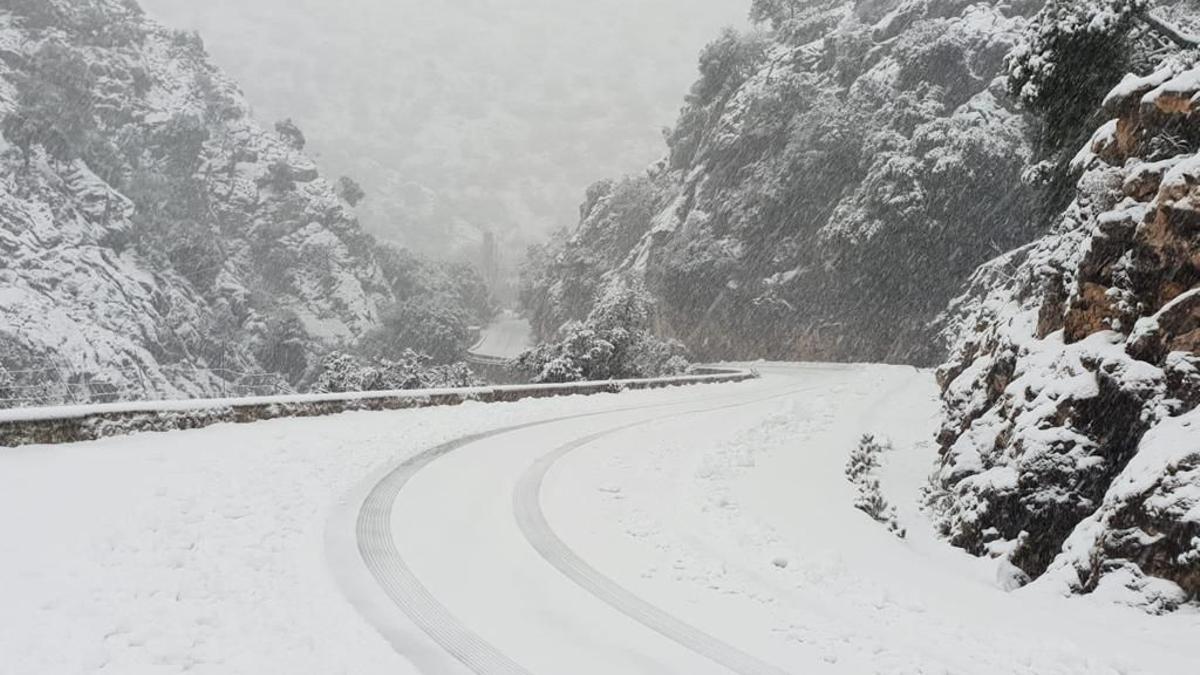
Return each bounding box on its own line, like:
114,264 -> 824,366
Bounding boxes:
512,392 -> 806,675
358,408 -> 706,674
357,427 -> 535,675
354,379 -> 785,674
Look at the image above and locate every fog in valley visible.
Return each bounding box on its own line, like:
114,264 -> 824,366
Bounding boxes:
137,0 -> 746,280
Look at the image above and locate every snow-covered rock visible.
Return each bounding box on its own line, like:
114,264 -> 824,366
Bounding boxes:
931,63 -> 1200,611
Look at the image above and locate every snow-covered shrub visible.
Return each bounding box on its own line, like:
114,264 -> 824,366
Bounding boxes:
262,159 -> 297,192
273,118 -> 306,150
312,351 -> 481,394
750,0 -> 846,43
846,435 -> 905,538
364,296 -> 476,365
2,42 -> 103,166
845,433 -> 883,482
255,311 -> 313,383
376,245 -> 498,330
336,176 -> 366,206
517,283 -> 689,384
687,28 -> 769,110
4,0 -> 64,30
1006,0 -> 1146,155
519,177 -> 661,340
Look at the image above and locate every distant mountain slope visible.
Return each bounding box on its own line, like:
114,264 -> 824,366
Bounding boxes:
522,0 -> 1041,365
0,0 -> 486,405
135,0 -> 749,266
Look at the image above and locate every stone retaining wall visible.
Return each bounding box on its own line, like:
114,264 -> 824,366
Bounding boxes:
0,369 -> 756,447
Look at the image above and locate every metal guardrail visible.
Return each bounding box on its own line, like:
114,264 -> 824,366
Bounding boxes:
0,368 -> 759,448
466,353 -> 515,367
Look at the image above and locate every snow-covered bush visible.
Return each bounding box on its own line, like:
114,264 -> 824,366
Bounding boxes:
750,0 -> 845,44
845,433 -> 883,482
517,283 -> 689,384
364,297 -> 475,365
336,176 -> 366,206
846,435 -> 905,538
2,42 -> 103,166
312,351 -> 480,394
273,118 -> 306,150
1006,0 -> 1146,154
4,0 -> 64,30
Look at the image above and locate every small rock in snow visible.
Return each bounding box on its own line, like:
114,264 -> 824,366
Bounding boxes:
996,559 -> 1032,592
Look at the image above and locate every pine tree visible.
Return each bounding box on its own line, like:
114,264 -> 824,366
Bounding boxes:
337,176 -> 366,206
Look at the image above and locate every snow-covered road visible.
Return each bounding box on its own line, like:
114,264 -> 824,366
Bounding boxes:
469,316 -> 533,361
2,364 -> 1197,674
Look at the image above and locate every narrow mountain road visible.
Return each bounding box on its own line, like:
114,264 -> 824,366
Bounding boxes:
348,372 -> 809,674
334,365 -> 895,674
4,364 -> 1195,674
469,315 -> 533,361
335,363 -> 1200,674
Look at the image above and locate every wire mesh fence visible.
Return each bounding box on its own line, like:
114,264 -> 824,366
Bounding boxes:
0,364 -> 294,409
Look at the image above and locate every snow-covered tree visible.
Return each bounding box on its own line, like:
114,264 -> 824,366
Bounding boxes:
274,118 -> 306,150
365,296 -> 475,364
1008,0 -> 1200,160
2,43 -> 98,165
748,0 -> 845,43
749,0 -> 802,30
312,350 -> 480,394
336,175 -> 366,206
517,283 -> 689,383
845,435 -> 904,538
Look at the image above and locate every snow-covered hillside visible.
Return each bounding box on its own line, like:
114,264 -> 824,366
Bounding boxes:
0,0 -> 490,405
518,0 -> 1199,611
135,0 -> 748,264
932,60 -> 1200,612
523,0 -> 1042,365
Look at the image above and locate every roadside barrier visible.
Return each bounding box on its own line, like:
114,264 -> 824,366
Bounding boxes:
0,368 -> 757,447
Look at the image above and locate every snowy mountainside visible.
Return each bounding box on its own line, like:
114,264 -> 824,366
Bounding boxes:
522,0 -> 1041,365
521,0 -> 1200,611
0,0 -> 485,404
931,62 -> 1200,611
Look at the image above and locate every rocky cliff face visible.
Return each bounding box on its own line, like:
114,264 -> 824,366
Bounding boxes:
524,0 -> 1198,611
523,0 -> 1042,365
0,0 -> 480,405
931,62 -> 1200,611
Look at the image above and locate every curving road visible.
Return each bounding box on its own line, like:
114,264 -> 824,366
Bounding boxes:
329,363 -> 1200,674
469,316 -> 533,361
337,366 -> 843,674
512,397 -> 799,675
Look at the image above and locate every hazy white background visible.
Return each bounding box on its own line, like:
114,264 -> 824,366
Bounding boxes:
136,0 -> 747,268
